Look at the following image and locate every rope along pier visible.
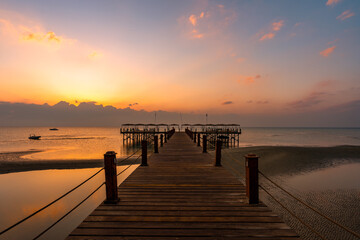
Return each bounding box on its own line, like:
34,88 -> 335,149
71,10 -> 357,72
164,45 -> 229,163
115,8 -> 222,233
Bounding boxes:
0,137 -> 159,239
220,149 -> 360,239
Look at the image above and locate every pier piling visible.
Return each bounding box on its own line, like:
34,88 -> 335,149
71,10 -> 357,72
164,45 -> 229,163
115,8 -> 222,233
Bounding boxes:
154,135 -> 159,153
215,140 -> 222,166
245,153 -> 259,204
203,135 -> 207,153
104,151 -> 119,204
141,140 -> 148,166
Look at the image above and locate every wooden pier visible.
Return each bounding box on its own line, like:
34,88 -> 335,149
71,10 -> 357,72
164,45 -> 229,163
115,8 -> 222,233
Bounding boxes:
67,132 -> 299,239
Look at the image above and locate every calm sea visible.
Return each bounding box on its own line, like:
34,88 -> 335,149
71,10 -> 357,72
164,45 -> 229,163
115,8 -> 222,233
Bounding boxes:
1,127 -> 360,160
0,127 -> 138,160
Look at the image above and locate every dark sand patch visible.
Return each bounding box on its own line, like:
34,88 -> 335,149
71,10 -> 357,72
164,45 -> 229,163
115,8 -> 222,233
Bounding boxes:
0,151 -> 138,174
222,145 -> 360,176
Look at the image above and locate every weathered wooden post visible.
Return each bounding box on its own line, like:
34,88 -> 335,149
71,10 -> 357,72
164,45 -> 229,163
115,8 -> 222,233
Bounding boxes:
160,134 -> 164,147
154,135 -> 159,153
164,133 -> 167,143
197,133 -> 200,147
203,135 -> 207,153
194,131 -> 196,143
215,140 -> 222,166
104,151 -> 119,204
245,154 -> 259,204
141,140 -> 148,166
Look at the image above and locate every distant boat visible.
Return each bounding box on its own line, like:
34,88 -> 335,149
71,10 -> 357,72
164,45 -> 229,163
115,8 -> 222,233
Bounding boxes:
29,134 -> 41,140
49,128 -> 59,131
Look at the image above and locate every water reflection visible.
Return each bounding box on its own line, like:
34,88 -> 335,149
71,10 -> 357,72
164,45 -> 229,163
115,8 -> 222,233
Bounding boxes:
285,163 -> 360,191
0,165 -> 139,240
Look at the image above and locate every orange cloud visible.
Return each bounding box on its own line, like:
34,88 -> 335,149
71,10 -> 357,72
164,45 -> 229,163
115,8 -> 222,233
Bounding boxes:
188,12 -> 204,26
320,46 -> 336,57
88,51 -> 103,59
259,20 -> 284,41
260,32 -> 275,41
326,0 -> 341,6
180,4 -> 236,40
237,58 -> 245,63
336,10 -> 355,21
272,20 -> 284,31
238,74 -> 261,84
23,31 -> 62,43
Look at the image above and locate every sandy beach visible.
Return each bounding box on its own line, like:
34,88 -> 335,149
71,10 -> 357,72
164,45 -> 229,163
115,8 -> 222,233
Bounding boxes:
222,145 -> 360,176
0,150 -> 137,174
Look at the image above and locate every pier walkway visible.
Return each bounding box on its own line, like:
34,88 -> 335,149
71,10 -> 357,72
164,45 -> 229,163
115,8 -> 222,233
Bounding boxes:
67,132 -> 299,239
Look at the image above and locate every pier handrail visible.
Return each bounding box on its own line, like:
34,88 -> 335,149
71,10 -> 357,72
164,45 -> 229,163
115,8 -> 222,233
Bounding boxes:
258,184 -> 326,240
33,154 -> 142,239
0,149 -> 142,237
0,167 -> 104,235
221,150 -> 360,239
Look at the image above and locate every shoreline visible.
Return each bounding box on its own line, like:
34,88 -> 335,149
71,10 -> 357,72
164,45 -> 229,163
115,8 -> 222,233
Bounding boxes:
0,150 -> 138,174
1,145 -> 360,175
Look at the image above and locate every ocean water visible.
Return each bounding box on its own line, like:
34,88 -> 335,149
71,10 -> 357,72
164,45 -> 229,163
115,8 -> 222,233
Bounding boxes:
240,127 -> 360,147
1,127 -> 360,162
0,127 -> 138,160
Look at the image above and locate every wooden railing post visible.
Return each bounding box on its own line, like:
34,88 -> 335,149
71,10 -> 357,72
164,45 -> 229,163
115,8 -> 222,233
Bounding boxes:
197,133 -> 200,147
203,135 -> 207,153
164,133 -> 167,143
194,131 -> 196,143
245,154 -> 259,204
154,135 -> 159,153
141,140 -> 148,166
215,140 -> 222,166
104,151 -> 119,204
160,134 -> 164,147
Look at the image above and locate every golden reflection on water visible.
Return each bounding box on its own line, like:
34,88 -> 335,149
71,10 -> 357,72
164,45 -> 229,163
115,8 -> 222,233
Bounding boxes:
0,164 -> 139,240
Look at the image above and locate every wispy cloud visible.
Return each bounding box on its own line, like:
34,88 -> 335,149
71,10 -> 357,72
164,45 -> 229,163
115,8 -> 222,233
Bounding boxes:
260,32 -> 275,41
23,31 -> 62,43
288,91 -> 326,108
259,20 -> 284,41
222,101 -> 233,105
336,10 -> 355,21
320,46 -> 336,57
238,74 -> 261,84
129,102 -> 139,107
189,12 -> 204,26
0,17 -> 73,46
179,3 -> 236,40
246,100 -> 269,104
326,0 -> 341,6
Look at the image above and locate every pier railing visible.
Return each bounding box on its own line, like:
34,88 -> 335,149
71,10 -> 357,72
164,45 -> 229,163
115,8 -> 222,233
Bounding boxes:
0,135 -> 165,239
185,132 -> 360,240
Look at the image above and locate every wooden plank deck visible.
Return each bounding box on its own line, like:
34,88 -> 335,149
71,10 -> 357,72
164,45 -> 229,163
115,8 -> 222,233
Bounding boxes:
67,132 -> 299,240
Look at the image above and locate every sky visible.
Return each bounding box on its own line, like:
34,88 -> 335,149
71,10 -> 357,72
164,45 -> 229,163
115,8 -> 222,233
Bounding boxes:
0,0 -> 359,126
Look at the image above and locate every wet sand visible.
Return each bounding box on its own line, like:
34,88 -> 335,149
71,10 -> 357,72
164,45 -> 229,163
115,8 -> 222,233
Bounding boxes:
222,145 -> 360,176
0,151 -> 136,174
220,145 -> 360,240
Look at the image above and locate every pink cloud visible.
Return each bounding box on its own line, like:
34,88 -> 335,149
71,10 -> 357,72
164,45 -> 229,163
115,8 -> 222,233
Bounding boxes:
259,20 -> 284,41
320,46 -> 336,57
272,20 -> 284,31
260,32 -> 275,41
326,0 -> 341,6
336,10 -> 355,21
238,74 -> 261,84
188,12 -> 205,26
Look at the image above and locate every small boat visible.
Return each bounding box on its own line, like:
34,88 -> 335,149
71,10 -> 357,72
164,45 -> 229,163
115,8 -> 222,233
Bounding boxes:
29,134 -> 41,140
49,128 -> 58,131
